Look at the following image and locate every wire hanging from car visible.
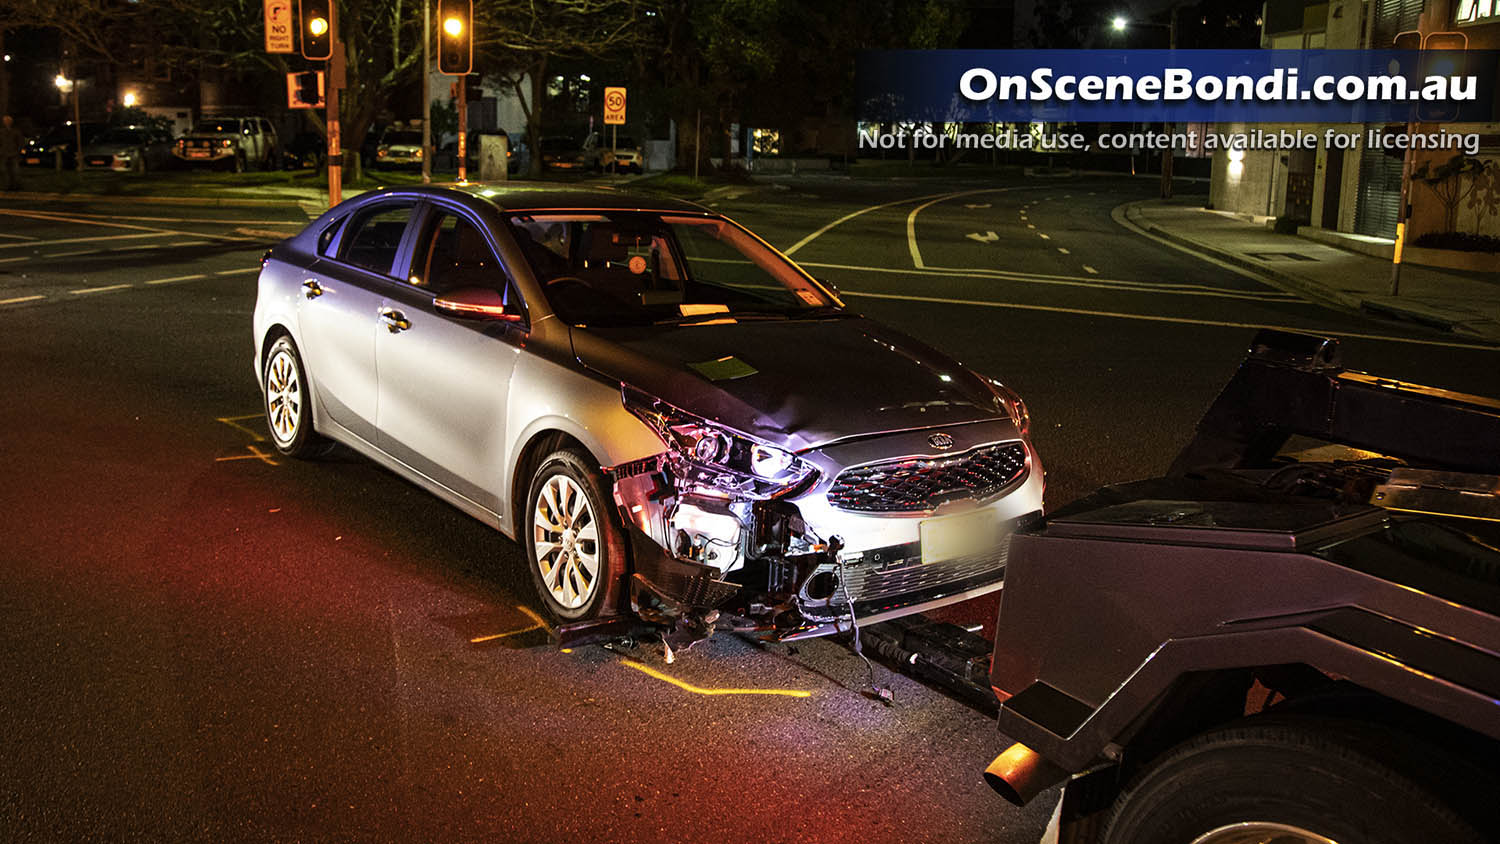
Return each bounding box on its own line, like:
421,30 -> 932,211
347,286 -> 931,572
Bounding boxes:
829,536 -> 894,705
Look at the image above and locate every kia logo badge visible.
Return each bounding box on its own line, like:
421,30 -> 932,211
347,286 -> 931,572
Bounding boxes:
928,432 -> 955,450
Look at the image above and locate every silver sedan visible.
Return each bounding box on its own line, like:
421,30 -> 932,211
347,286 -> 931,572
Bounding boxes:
253,185 -> 1042,644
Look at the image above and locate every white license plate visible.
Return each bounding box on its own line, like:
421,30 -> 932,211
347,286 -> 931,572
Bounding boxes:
919,508 -> 999,565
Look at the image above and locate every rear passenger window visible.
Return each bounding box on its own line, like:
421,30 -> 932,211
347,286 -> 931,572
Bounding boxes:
317,216 -> 345,256
341,204 -> 414,275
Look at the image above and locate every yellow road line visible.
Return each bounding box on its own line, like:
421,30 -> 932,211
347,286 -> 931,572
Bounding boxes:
469,605 -> 551,643
0,295 -> 45,305
70,283 -> 132,295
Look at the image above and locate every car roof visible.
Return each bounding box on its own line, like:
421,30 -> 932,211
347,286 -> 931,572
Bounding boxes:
363,183 -> 709,215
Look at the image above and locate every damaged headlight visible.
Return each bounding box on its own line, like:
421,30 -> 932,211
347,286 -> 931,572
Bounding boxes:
986,377 -> 1030,435
622,385 -> 815,499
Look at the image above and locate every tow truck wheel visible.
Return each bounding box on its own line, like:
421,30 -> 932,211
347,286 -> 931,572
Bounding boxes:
1101,716 -> 1490,844
523,448 -> 626,622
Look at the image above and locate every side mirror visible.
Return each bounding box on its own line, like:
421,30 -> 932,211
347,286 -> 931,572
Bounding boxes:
434,286 -> 523,322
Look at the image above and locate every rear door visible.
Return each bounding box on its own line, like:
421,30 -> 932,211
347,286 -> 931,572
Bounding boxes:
298,200 -> 418,443
374,202 -> 525,513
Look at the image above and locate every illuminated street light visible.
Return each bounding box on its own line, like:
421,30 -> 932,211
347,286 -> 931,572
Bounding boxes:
1112,16 -> 1128,31
54,74 -> 73,91
122,91 -> 139,108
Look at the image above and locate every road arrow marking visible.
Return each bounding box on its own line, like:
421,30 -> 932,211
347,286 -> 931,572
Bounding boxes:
966,231 -> 999,243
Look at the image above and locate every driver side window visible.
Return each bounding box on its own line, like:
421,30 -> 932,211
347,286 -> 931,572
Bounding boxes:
409,210 -> 511,299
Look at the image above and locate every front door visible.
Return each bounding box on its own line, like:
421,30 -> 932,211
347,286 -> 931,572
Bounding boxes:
374,203 -> 524,514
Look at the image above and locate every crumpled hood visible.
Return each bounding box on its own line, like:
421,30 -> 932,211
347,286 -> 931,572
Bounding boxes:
571,317 -> 1006,452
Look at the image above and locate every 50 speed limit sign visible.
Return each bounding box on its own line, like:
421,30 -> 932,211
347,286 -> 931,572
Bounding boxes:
603,87 -> 626,125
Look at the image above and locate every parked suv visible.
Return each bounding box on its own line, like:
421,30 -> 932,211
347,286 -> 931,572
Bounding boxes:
174,117 -> 280,171
585,131 -> 644,173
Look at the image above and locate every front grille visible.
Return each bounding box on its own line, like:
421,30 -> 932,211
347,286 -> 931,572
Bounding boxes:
827,441 -> 1027,512
846,542 -> 1009,606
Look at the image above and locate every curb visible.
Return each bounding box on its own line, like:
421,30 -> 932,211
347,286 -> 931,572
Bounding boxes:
1119,200 -> 1500,343
1117,200 -> 1360,312
0,190 -> 321,209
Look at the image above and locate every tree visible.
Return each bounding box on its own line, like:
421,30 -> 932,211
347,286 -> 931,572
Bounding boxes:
476,0 -> 647,177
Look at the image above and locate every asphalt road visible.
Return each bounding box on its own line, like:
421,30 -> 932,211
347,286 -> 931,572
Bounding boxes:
1,177 -> 1496,843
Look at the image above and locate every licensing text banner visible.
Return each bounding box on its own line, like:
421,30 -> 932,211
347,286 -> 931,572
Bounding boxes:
855,50 -> 1500,123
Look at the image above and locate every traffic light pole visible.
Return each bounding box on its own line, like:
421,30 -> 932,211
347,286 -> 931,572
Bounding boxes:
327,38 -> 344,206
453,84 -> 465,181
421,0 -> 431,184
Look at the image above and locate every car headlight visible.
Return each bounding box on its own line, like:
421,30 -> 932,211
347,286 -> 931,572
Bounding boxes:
986,377 -> 1030,435
221,139 -> 233,148
622,385 -> 814,498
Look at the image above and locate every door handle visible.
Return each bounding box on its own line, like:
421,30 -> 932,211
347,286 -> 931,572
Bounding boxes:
379,309 -> 411,333
302,278 -> 323,299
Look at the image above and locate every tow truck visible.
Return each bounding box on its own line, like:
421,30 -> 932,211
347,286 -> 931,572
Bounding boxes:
875,330 -> 1500,843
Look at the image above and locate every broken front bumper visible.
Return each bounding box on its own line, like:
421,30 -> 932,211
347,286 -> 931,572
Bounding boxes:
611,418 -> 1043,638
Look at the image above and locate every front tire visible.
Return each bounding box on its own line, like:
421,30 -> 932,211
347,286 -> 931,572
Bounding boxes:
262,335 -> 331,458
1102,716 -> 1491,844
523,448 -> 626,622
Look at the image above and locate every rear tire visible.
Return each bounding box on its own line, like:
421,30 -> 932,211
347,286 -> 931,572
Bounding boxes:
1101,716 -> 1491,844
262,335 -> 332,459
523,448 -> 626,622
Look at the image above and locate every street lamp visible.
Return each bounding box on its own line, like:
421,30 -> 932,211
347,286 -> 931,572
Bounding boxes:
1112,16 -> 1128,31
122,91 -> 138,108
54,74 -> 72,91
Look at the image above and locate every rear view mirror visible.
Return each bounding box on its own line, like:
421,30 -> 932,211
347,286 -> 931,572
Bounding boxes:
434,286 -> 523,322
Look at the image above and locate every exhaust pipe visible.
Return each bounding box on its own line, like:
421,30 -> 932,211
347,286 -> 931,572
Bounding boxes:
983,742 -> 1068,807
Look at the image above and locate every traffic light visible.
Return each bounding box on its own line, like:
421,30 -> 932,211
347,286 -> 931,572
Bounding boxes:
300,0 -> 332,61
437,0 -> 472,76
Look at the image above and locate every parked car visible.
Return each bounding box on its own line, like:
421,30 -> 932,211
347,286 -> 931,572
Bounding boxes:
281,132 -> 325,171
21,122 -> 107,169
253,185 -> 1040,645
80,125 -> 175,173
538,136 -> 589,172
984,330 -> 1500,844
373,127 -> 424,169
174,116 -> 280,171
585,132 -> 644,173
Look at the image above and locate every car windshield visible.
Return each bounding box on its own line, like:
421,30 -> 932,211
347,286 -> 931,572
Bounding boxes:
96,129 -> 147,144
383,131 -> 421,145
508,211 -> 838,327
193,120 -> 239,134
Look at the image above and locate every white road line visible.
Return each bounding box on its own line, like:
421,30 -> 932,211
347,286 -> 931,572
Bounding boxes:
0,232 -> 37,241
797,258 -> 1303,296
1083,266 -> 1099,274
146,273 -> 208,285
782,187 -> 1016,256
45,248 -> 102,258
906,187 -> 1038,268
0,209 -> 220,241
1038,233 -> 1051,240
170,240 -> 211,247
214,267 -> 259,275
1057,248 -> 1070,254
70,283 -> 132,295
0,255 -> 29,264
1026,223 -> 1036,229
838,289 -> 1500,351
7,209 -> 301,226
793,260 -> 1311,303
0,232 -> 169,251
0,295 -> 45,305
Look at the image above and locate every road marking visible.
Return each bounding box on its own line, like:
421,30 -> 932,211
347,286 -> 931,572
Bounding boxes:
469,606 -> 549,643
170,240 -> 211,247
216,414 -> 267,442
838,288 -> 1500,350
70,283 -> 132,295
8,209 -> 302,226
783,188 -> 1004,256
1057,247 -> 1070,254
0,232 -> 36,241
215,444 -> 279,466
619,658 -> 813,698
147,273 -> 208,285
215,267 -> 258,275
906,187 -> 1039,267
0,255 -> 29,264
794,260 -> 1305,302
0,208 -> 224,242
45,248 -> 102,258
0,295 -> 44,305
1038,233 -> 1051,240
1026,223 -> 1036,229
1083,265 -> 1099,274
0,231 -> 169,251
967,231 -> 999,243
964,203 -> 992,209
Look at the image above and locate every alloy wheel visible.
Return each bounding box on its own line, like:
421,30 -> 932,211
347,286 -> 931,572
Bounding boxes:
265,347 -> 302,446
532,474 -> 600,609
1189,823 -> 1338,844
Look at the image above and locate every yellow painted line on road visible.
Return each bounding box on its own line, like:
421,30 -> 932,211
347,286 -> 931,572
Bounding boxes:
216,414 -> 267,442
45,248 -> 102,258
839,289 -> 1500,351
1037,233 -> 1051,240
215,444 -> 279,466
0,232 -> 36,241
0,295 -> 45,305
0,231 -> 168,251
1057,248 -> 1070,255
619,658 -> 812,698
10,209 -> 302,226
170,240 -> 211,247
215,267 -> 258,276
147,274 -> 209,286
70,283 -> 132,295
469,605 -> 550,643
0,256 -> 29,264
1083,266 -> 1099,274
